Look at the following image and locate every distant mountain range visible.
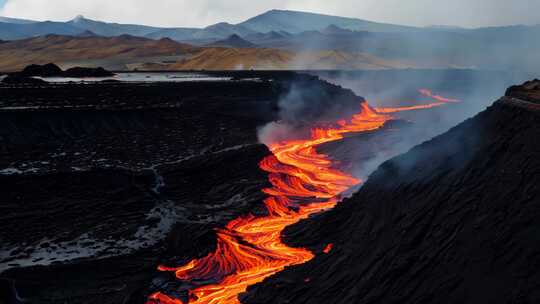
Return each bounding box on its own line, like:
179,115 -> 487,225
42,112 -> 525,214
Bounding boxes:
0,10 -> 422,41
0,16 -> 35,24
0,9 -> 539,72
0,34 -> 410,71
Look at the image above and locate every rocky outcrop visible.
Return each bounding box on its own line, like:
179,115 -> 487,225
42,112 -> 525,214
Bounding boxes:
62,66 -> 115,77
243,81 -> 540,304
506,79 -> 540,103
17,63 -> 115,78
19,63 -> 63,77
1,75 -> 47,84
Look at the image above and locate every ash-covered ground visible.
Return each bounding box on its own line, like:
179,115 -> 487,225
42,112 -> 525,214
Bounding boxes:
0,70 -> 534,303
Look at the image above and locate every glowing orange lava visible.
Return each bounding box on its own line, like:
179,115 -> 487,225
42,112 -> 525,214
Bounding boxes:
374,89 -> 460,113
148,90 -> 460,304
323,244 -> 334,254
419,89 -> 460,103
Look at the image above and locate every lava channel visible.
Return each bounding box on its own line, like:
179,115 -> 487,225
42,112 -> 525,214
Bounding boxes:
148,90 -> 460,304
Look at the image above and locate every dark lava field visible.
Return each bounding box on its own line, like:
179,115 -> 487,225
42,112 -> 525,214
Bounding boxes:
0,72 -> 364,303
0,70 -> 538,304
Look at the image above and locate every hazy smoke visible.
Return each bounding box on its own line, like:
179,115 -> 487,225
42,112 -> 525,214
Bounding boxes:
259,69 -> 533,182
315,69 -> 533,180
258,121 -> 298,146
279,26 -> 540,73
258,78 -> 363,145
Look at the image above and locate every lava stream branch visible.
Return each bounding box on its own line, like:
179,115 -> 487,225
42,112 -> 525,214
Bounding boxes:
148,89 -> 460,304
374,88 -> 460,113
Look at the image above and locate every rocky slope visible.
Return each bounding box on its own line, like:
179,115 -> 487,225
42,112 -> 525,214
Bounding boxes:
243,81 -> 540,303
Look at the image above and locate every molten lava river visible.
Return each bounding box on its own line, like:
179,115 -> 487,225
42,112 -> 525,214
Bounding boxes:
149,89 -> 459,304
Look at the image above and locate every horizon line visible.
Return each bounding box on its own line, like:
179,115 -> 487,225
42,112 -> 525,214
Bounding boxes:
0,8 -> 537,30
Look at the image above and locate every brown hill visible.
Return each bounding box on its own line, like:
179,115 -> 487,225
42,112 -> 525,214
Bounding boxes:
168,48 -> 410,70
0,35 -> 196,71
170,47 -> 294,70
0,35 -> 411,72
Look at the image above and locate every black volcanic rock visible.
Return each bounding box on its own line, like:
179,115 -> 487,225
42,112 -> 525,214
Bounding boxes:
243,85 -> 540,303
14,63 -> 114,78
62,66 -> 115,77
19,63 -> 63,77
1,74 -> 47,84
0,279 -> 20,304
505,79 -> 540,103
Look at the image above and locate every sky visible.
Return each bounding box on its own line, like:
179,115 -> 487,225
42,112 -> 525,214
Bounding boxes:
0,0 -> 539,28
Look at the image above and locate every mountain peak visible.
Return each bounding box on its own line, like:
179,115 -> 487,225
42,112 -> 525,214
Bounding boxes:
72,15 -> 86,22
240,9 -> 417,33
263,9 -> 306,15
255,9 -> 342,19
227,34 -> 239,38
208,34 -> 257,48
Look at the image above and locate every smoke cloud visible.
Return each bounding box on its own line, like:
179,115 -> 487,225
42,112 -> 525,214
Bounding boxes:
259,69 -> 533,182
315,69 -> 534,180
257,77 -> 363,145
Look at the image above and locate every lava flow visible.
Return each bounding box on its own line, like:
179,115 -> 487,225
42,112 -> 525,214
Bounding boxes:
374,88 -> 459,113
148,90 -> 460,304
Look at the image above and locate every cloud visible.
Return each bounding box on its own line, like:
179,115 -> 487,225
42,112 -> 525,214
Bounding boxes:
0,0 -> 286,27
0,0 -> 539,28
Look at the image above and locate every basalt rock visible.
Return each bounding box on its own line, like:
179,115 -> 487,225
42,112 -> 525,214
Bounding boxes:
19,63 -> 63,77
15,63 -> 115,78
63,66 -> 115,78
505,79 -> 540,103
1,74 -> 47,84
